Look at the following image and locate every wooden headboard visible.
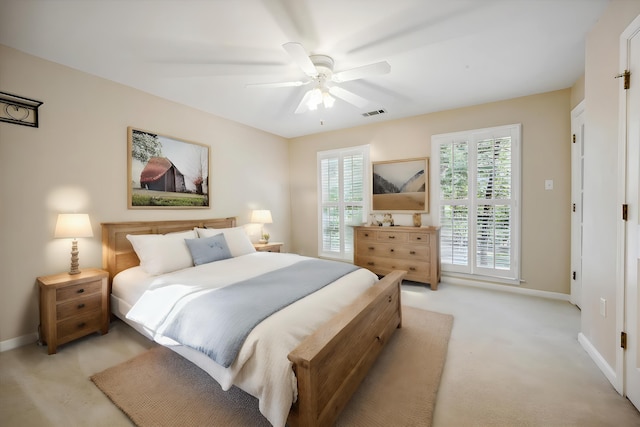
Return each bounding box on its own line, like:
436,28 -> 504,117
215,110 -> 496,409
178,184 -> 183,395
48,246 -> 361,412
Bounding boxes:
101,217 -> 237,281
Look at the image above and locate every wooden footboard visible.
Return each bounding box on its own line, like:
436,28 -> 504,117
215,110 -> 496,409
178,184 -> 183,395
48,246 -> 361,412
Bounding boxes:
287,270 -> 406,427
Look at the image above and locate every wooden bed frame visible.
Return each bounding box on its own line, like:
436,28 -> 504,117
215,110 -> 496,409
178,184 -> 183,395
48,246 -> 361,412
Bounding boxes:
101,217 -> 406,427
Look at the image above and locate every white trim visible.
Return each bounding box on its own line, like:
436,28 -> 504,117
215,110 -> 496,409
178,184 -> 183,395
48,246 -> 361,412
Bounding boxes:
578,332 -> 619,388
615,13 -> 640,397
442,274 -> 570,302
570,100 -> 585,307
0,332 -> 38,352
431,123 -> 522,281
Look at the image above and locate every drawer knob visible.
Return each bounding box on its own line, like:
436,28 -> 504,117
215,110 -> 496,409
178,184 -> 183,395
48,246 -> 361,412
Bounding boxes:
390,249 -> 394,252
77,288 -> 85,294
367,262 -> 374,266
388,236 -> 395,239
416,237 -> 422,240
409,267 -> 416,271
364,233 -> 369,237
368,246 -> 374,250
410,251 -> 416,255
77,303 -> 85,309
77,322 -> 86,329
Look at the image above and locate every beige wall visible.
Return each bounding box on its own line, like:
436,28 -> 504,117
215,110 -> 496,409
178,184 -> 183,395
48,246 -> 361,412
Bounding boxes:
571,74 -> 585,109
289,89 -> 572,295
0,45 -> 290,345
581,1 -> 640,376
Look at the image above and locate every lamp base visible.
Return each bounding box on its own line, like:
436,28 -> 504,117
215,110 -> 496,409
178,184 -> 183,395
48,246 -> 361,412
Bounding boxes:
69,239 -> 81,275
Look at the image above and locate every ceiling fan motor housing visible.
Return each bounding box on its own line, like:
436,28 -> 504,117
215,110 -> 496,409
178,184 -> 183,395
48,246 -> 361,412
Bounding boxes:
310,54 -> 334,77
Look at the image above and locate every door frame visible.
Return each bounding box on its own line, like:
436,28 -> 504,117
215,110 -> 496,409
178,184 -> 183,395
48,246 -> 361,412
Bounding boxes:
571,100 -> 585,308
616,13 -> 640,399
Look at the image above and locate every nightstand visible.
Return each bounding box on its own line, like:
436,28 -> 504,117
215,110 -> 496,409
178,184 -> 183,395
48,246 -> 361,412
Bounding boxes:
253,242 -> 284,253
37,268 -> 109,354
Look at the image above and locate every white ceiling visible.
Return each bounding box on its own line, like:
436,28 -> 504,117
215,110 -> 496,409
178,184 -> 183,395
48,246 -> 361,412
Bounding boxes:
0,0 -> 608,138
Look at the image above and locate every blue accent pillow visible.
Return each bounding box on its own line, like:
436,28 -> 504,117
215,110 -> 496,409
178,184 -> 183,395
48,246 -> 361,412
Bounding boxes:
185,234 -> 232,266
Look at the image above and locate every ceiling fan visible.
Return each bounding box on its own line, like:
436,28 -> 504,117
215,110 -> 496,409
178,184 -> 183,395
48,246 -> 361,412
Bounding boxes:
247,42 -> 391,114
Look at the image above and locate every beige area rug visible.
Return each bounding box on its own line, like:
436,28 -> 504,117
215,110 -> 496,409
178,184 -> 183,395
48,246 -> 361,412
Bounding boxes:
91,306 -> 453,427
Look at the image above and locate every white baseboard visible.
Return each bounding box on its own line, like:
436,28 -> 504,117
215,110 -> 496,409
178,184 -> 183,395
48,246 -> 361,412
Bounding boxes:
578,332 -> 621,393
0,332 -> 38,353
442,275 -> 571,302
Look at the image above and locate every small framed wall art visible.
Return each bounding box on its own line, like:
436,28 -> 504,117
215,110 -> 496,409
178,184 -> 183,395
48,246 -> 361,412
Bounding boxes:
372,157 -> 429,212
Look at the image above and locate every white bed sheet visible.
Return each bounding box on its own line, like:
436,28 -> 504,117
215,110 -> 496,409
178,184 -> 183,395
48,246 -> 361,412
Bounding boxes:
111,252 -> 378,427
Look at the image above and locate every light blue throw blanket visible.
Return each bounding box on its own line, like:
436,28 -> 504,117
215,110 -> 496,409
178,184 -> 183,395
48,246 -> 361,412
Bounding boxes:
162,258 -> 359,368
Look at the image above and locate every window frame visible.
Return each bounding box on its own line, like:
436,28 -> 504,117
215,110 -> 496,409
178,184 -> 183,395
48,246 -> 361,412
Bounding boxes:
431,124 -> 522,283
317,145 -> 370,261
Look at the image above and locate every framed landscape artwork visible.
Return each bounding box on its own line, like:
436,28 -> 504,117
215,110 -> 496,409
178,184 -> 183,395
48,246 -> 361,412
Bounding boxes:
127,127 -> 210,209
372,157 -> 429,212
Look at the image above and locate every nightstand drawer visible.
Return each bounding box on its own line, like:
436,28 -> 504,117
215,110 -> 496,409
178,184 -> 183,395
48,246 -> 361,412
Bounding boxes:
56,294 -> 102,321
56,279 -> 102,302
57,312 -> 102,344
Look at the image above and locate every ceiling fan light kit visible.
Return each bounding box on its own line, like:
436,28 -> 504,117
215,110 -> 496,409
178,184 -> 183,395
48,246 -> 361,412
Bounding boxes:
248,42 -> 390,115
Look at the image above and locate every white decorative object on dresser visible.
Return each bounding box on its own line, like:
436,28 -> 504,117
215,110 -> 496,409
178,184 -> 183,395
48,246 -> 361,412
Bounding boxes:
354,225 -> 441,289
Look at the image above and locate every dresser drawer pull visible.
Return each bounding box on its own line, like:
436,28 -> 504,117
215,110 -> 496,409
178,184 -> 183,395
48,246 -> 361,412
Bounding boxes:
388,236 -> 395,239
364,233 -> 370,237
77,322 -> 86,329
410,251 -> 416,255
368,246 -> 375,250
416,237 -> 422,240
77,288 -> 85,294
367,262 -> 375,266
409,267 -> 416,271
77,303 -> 85,309
389,249 -> 394,252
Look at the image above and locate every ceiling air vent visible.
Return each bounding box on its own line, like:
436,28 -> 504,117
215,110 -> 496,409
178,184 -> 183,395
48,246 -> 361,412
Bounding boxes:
362,109 -> 386,117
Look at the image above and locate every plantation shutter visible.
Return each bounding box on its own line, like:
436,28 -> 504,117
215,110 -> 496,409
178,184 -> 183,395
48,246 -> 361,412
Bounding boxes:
433,125 -> 520,281
318,146 -> 369,260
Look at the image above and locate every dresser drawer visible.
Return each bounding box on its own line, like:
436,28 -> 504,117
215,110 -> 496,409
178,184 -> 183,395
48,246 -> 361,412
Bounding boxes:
409,232 -> 430,244
56,293 -> 102,321
376,230 -> 408,242
56,279 -> 102,302
357,243 -> 429,259
56,312 -> 103,344
356,229 -> 378,241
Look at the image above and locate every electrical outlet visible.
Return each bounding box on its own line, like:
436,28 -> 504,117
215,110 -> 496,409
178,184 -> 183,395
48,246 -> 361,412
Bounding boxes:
600,298 -> 606,317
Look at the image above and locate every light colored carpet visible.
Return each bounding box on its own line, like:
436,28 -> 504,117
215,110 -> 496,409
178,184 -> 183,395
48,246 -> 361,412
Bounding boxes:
91,306 -> 453,427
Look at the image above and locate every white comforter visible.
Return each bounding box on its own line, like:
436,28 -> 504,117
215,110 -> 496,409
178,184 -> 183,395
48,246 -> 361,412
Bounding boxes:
124,252 -> 378,427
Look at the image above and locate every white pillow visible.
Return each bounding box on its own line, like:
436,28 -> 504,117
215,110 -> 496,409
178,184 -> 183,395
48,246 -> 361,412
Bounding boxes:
195,227 -> 256,257
126,229 -> 197,275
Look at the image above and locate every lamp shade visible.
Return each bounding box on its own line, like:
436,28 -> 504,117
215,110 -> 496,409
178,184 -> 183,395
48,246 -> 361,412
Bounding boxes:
54,214 -> 93,238
251,210 -> 273,224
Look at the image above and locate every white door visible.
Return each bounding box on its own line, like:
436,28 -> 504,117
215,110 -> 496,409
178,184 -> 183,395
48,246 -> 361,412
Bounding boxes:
621,14 -> 640,411
570,101 -> 585,308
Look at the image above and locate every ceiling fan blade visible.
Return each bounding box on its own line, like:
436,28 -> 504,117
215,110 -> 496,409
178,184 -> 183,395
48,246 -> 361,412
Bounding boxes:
282,42 -> 318,77
246,80 -> 310,88
332,61 -> 391,83
294,89 -> 315,114
328,86 -> 370,109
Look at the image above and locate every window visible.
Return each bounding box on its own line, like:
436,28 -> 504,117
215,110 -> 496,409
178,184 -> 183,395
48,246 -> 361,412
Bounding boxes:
431,124 -> 521,281
317,145 -> 369,261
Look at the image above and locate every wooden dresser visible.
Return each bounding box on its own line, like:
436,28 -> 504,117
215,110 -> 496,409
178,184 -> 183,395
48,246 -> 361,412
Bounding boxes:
354,225 -> 441,289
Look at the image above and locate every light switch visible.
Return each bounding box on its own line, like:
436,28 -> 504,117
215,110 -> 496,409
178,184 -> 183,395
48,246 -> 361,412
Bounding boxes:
545,179 -> 554,190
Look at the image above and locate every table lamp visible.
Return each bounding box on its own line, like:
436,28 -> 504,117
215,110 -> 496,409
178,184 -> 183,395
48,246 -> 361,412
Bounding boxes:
251,210 -> 273,243
54,213 -> 93,275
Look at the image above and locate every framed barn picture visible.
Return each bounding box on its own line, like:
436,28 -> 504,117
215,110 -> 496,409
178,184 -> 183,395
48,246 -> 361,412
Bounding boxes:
127,127 -> 210,209
372,157 -> 429,212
